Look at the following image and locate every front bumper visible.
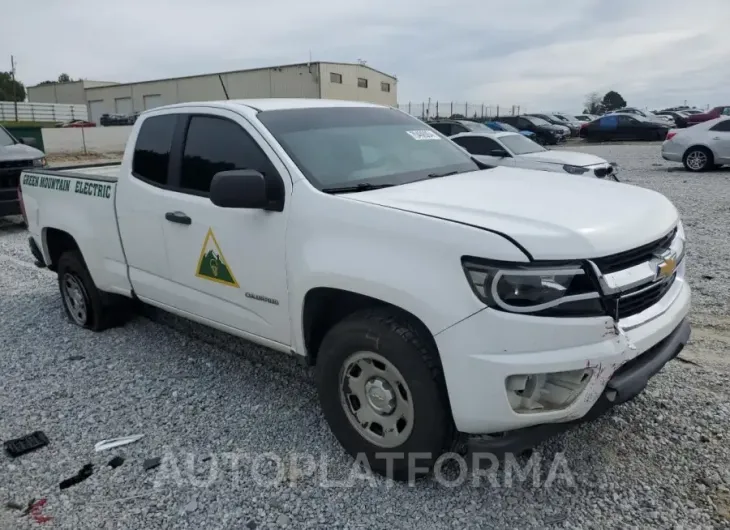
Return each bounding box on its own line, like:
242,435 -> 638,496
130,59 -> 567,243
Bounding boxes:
434,276 -> 691,436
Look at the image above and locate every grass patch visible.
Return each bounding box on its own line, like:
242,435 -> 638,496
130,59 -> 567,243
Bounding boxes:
1,121 -> 59,128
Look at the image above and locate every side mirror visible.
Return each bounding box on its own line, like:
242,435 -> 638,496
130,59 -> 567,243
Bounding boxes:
489,149 -> 509,158
210,169 -> 270,210
19,137 -> 37,147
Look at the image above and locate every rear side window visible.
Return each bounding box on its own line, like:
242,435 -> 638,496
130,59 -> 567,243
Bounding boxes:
179,116 -> 276,194
452,136 -> 501,155
132,115 -> 177,185
710,120 -> 730,132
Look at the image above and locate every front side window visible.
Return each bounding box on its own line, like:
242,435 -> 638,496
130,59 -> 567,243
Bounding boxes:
131,114 -> 177,185
499,134 -> 545,155
257,107 -> 480,191
179,116 -> 275,194
452,135 -> 502,156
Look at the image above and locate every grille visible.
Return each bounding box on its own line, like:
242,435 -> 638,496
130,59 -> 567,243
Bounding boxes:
617,273 -> 676,319
593,228 -> 677,274
0,172 -> 20,191
0,159 -> 33,170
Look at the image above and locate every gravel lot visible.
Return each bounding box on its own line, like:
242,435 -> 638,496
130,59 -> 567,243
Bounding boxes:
2,144 -> 729,529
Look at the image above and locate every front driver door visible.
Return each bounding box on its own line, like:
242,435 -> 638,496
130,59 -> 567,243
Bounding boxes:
160,108 -> 293,347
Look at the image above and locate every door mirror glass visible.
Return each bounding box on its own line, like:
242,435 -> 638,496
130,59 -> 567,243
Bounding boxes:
489,149 -> 509,157
210,169 -> 268,209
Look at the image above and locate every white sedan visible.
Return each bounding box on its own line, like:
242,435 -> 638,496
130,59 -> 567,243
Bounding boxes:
661,116 -> 730,172
450,131 -> 619,180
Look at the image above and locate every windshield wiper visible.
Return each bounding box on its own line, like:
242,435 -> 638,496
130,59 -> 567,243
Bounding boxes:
427,170 -> 460,179
321,183 -> 395,194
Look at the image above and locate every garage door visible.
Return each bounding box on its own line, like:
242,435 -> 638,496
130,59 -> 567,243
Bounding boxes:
88,100 -> 106,124
115,97 -> 133,115
143,94 -> 163,110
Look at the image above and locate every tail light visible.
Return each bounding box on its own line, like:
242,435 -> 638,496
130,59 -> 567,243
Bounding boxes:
666,131 -> 677,141
17,183 -> 28,226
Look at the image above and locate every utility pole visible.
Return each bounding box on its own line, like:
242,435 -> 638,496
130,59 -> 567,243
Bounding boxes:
10,55 -> 19,121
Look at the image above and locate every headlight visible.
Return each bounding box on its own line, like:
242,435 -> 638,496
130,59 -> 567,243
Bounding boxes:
462,258 -> 604,316
32,157 -> 47,167
563,164 -> 589,175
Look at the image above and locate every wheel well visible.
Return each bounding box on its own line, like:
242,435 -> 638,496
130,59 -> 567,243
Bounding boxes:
302,288 -> 437,366
44,228 -> 80,271
684,145 -> 713,159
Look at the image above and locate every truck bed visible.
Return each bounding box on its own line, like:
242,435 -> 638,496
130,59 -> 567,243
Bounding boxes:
45,162 -> 120,181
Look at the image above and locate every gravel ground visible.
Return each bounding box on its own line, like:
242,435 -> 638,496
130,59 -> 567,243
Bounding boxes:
1,144 -> 729,529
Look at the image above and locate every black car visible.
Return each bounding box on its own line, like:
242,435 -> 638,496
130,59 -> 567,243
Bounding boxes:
526,113 -> 580,137
654,111 -> 689,128
580,114 -> 669,142
497,115 -> 564,145
425,119 -> 492,136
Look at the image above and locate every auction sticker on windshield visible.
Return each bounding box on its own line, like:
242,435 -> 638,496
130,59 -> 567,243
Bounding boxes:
406,130 -> 441,140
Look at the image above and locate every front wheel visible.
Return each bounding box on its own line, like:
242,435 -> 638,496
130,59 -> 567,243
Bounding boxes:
683,147 -> 713,172
316,308 -> 456,481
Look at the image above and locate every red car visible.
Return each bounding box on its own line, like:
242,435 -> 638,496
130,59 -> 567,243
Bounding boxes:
687,105 -> 730,126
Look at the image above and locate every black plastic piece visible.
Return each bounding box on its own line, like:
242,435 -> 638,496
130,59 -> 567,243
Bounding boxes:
4,431 -> 49,458
108,456 -> 125,469
59,464 -> 93,490
143,457 -> 161,471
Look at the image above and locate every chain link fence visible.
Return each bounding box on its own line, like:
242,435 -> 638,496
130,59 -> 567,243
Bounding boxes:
397,102 -> 522,120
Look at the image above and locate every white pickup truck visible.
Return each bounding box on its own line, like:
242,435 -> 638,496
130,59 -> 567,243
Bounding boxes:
20,99 -> 691,480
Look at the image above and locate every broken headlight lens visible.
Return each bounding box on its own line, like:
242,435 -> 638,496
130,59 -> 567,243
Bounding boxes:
462,258 -> 604,316
562,164 -> 589,175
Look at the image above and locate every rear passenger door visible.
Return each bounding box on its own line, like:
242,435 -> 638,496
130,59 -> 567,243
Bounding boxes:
115,113 -> 179,303
709,119 -> 730,163
159,108 -> 293,347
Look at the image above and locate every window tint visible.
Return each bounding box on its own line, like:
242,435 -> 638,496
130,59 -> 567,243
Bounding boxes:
452,135 -> 502,155
132,114 -> 177,185
710,119 -> 730,132
429,122 -> 453,135
179,116 -> 275,194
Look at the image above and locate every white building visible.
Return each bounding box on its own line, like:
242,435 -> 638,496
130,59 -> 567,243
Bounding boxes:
27,62 -> 398,124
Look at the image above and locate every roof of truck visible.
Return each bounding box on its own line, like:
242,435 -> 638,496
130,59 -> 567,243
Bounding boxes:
148,99 -> 387,114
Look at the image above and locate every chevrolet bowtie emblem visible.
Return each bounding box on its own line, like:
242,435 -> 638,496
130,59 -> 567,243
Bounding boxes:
657,257 -> 677,279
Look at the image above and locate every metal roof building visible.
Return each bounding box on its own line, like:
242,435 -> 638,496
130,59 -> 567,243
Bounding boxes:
27,62 -> 398,124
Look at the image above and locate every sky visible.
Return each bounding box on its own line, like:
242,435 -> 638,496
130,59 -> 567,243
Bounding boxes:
3,0 -> 729,113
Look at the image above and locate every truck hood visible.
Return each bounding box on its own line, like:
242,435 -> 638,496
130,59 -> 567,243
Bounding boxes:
519,150 -> 607,167
0,143 -> 45,161
349,167 -> 678,260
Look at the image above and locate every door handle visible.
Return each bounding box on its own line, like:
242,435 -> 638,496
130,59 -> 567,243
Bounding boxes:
165,211 -> 192,225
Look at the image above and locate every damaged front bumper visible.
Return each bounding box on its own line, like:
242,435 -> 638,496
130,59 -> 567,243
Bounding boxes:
467,316 -> 690,457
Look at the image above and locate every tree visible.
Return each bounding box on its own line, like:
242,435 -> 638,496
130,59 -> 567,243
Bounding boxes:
583,92 -> 604,115
0,71 -> 25,102
57,73 -> 72,83
602,91 -> 627,112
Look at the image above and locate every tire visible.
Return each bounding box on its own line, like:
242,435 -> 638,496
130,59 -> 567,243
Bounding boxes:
57,250 -> 129,331
683,146 -> 713,172
316,308 -> 456,481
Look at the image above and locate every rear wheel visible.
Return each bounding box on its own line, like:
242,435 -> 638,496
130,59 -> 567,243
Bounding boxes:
683,147 -> 713,172
316,308 -> 456,481
58,251 -> 130,331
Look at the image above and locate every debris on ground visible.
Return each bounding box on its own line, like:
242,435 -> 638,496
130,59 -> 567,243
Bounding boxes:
94,434 -> 144,452
4,431 -> 49,458
22,499 -> 52,524
67,355 -> 85,361
59,464 -> 94,490
108,456 -> 125,469
143,457 -> 161,471
4,501 -> 23,511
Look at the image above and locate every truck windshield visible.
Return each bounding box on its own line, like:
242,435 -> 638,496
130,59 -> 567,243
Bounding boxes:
0,127 -> 16,147
257,107 -> 480,190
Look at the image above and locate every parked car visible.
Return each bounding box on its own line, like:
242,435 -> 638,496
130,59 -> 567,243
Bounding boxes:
18,98 -> 691,479
498,115 -> 566,144
100,113 -> 137,127
614,107 -> 675,127
526,113 -> 576,137
57,119 -> 97,128
484,121 -> 537,140
450,130 -> 619,180
686,105 -> 730,126
661,116 -> 730,171
0,125 -> 46,219
575,114 -> 600,122
425,119 -> 492,136
653,111 -> 690,129
580,114 -> 670,142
